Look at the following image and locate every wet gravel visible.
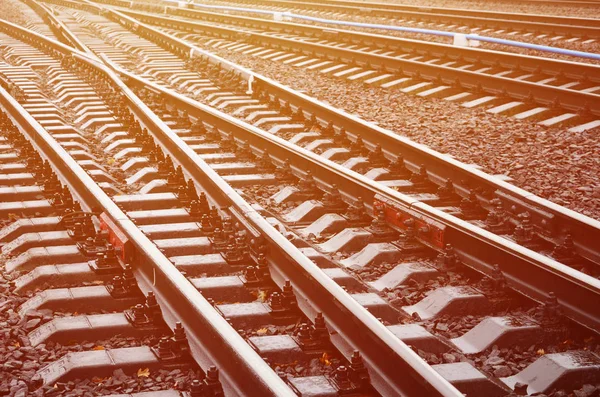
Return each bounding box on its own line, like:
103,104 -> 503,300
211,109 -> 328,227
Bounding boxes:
200,44 -> 600,221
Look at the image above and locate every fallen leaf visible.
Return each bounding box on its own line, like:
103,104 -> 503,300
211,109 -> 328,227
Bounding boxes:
137,368 -> 150,378
92,346 -> 105,351
256,328 -> 268,335
319,352 -> 332,366
257,290 -> 268,302
536,349 -> 545,355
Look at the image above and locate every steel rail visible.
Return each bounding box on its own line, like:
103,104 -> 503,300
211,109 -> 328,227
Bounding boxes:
37,0 -> 600,329
21,0 -> 95,55
43,3 -> 600,334
47,0 -> 600,83
0,14 -> 465,397
88,4 -> 600,116
209,0 -> 600,36
160,6 -> 600,82
477,0 -> 600,6
62,1 -> 600,264
104,42 -> 600,334
0,18 -> 298,397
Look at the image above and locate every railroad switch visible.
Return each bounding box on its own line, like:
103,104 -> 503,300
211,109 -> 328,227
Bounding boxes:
255,253 -> 271,280
513,212 -> 543,250
388,156 -> 412,179
178,110 -> 191,129
322,184 -> 348,213
124,291 -> 166,330
343,197 -> 372,227
329,361 -> 372,396
293,314 -> 331,355
241,265 -> 265,288
200,214 -> 216,235
459,192 -> 487,220
297,170 -> 322,200
484,199 -> 514,234
367,207 -> 399,242
349,135 -> 368,157
190,119 -> 206,135
479,264 -> 509,294
480,271 -> 513,313
291,106 -> 305,122
410,165 -> 435,191
394,219 -> 429,254
152,322 -> 194,368
222,238 -> 249,265
189,196 -> 212,221
89,250 -> 122,275
236,140 -> 255,161
249,235 -> 268,258
550,234 -> 581,266
258,150 -> 275,172
275,160 -> 297,182
269,285 -> 301,324
306,114 -> 319,130
209,227 -> 228,252
80,232 -> 108,258
204,126 -> 222,142
436,180 -> 462,206
107,265 -> 143,299
436,244 -> 459,272
190,367 -> 225,397
368,144 -> 389,168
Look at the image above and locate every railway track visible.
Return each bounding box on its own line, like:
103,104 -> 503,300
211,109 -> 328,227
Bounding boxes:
40,0 -> 600,268
489,0 -> 600,7
0,6 -> 461,397
0,22 -> 299,397
149,0 -> 600,40
0,0 -> 599,396
74,0 -> 600,132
